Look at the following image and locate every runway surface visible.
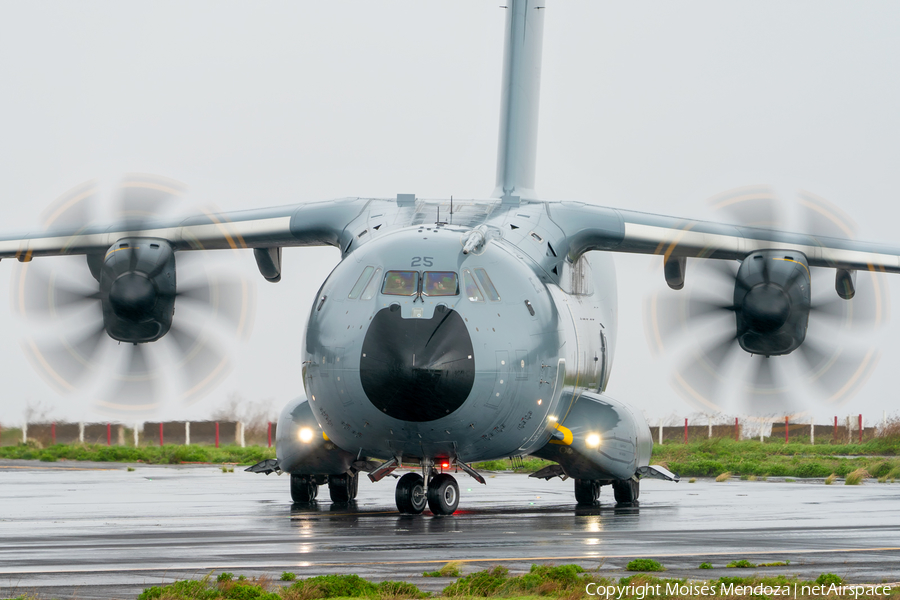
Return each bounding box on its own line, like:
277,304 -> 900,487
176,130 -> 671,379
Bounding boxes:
1,459 -> 899,599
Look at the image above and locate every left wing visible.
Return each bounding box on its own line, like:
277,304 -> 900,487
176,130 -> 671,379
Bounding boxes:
548,201 -> 900,275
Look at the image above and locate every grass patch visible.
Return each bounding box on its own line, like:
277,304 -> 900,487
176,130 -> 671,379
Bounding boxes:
280,572 -> 296,582
715,472 -> 731,482
625,559 -> 665,572
442,564 -> 594,597
424,561 -> 462,577
845,468 -> 869,485
699,562 -> 713,569
652,438 -> 900,479
758,561 -> 790,567
134,568 -> 897,600
0,443 -> 275,466
726,560 -> 756,568
825,473 -> 837,485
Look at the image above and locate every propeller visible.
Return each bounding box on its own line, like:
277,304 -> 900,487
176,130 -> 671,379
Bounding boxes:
14,175 -> 255,415
644,186 -> 888,416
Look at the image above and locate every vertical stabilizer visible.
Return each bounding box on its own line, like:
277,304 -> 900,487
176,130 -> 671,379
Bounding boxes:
492,0 -> 545,202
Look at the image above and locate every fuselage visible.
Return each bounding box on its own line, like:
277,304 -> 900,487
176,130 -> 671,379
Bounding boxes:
300,198 -> 618,464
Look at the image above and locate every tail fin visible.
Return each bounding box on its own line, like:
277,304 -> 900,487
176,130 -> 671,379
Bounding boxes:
492,0 -> 545,202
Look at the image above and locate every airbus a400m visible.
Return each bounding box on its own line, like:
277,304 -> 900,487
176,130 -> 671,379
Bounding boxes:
5,1 -> 900,515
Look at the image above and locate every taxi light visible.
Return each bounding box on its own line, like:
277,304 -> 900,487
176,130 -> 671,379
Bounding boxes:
298,427 -> 314,443
441,461 -> 450,469
586,433 -> 601,448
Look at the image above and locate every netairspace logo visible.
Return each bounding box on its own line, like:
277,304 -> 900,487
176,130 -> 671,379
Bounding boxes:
585,582 -> 895,598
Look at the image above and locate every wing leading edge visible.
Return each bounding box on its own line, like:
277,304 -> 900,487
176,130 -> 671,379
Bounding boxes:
548,201 -> 900,274
0,197 -> 370,261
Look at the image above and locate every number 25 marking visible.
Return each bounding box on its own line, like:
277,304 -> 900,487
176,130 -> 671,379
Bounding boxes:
411,256 -> 433,267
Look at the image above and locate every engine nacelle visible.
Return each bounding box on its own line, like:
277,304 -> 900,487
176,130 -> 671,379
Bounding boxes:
100,238 -> 176,343
734,250 -> 810,356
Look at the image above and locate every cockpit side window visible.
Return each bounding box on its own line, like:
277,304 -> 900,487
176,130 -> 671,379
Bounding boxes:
348,266 -> 375,299
423,271 -> 459,296
461,268 -> 484,302
474,268 -> 500,302
382,270 -> 419,296
361,267 -> 382,300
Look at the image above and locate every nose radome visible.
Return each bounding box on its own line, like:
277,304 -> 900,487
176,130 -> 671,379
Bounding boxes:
360,305 -> 475,422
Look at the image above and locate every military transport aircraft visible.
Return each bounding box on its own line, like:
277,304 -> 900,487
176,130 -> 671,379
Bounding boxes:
4,1 -> 900,515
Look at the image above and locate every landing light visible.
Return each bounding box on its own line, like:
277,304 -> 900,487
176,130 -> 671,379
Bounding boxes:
298,427 -> 314,443
441,461 -> 450,469
586,433 -> 601,448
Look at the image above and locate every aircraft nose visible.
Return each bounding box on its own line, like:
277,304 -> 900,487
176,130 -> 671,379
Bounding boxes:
360,304 -> 475,422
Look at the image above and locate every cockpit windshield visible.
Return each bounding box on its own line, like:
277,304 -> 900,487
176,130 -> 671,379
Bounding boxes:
422,271 -> 458,296
382,270 -> 419,296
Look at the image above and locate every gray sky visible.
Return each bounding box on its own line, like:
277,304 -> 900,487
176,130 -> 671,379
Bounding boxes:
1,2 -> 899,426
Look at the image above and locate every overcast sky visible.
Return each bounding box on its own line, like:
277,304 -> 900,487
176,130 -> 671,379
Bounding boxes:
1,2 -> 899,427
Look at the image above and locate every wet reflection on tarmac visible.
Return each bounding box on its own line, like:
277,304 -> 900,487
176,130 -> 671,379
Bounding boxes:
1,460 -> 898,599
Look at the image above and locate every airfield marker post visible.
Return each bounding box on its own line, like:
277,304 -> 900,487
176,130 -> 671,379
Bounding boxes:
735,417 -> 739,441
785,416 -> 789,443
684,418 -> 688,443
107,423 -> 111,446
51,422 -> 56,445
858,414 -> 863,443
267,422 -> 272,448
834,416 -> 838,442
159,423 -> 163,447
810,420 -> 815,445
215,422 -> 220,448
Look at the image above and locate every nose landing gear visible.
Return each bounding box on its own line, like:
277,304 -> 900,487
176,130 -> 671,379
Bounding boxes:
395,462 -> 461,515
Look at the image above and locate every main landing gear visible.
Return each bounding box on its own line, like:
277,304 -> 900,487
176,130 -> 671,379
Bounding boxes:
574,478 -> 601,505
291,473 -> 359,503
612,477 -> 639,504
574,477 -> 640,505
290,474 -> 319,503
395,467 -> 460,515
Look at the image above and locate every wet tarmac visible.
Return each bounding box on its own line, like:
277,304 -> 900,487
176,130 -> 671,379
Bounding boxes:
1,459 -> 899,599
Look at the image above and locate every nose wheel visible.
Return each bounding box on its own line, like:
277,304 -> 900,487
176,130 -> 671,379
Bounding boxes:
395,473 -> 428,514
427,473 -> 459,515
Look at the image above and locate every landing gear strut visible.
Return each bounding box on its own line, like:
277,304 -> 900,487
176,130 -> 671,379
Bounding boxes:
612,477 -> 639,504
290,474 -> 319,503
328,473 -> 359,503
574,478 -> 601,505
